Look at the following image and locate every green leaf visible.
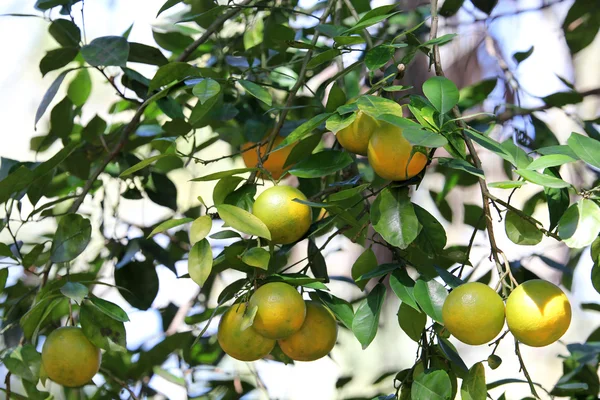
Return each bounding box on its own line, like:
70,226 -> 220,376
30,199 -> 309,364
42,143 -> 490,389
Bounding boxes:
307,49 -> 341,69
344,8 -> 401,33
210,230 -> 241,239
356,263 -> 399,281
334,36 -> 365,46
421,33 -> 457,47
461,362 -> 487,400
67,68 -> 92,106
35,68 -> 75,127
563,0 -> 600,54
50,214 -> 92,263
567,132 -> 600,169
239,80 -> 272,106
89,296 -> 130,322
438,337 -> 469,373
328,184 -> 369,202
423,77 -> 459,114
3,345 -> 41,383
188,239 -> 213,287
244,17 -> 264,49
371,187 -> 421,249
80,300 -> 126,351
310,291 -> 354,329
439,0 -> 464,16
308,239 -> 329,282
514,169 -> 572,188
558,199 -> 600,249
0,268 -> 8,292
120,154 -> 167,177
465,129 -> 515,165
48,19 -> 81,47
488,180 -> 526,189
404,130 -> 448,147
115,260 -> 159,310
213,176 -> 243,205
414,279 -> 447,323
128,42 -> 169,66
351,248 -> 378,290
190,167 -> 256,182
60,281 -> 88,305
543,168 -> 570,231
284,133 -> 322,168
365,45 -> 395,71
352,283 -> 386,349
471,0 -> 498,14
148,62 -> 198,92
148,218 -> 194,239
289,150 -> 353,178
327,112 -> 356,133
398,302 -> 426,342
325,83 -> 347,113
526,154 -> 577,170
412,370 -> 452,400
414,204 -> 447,253
81,36 -> 130,67
216,204 -> 271,240
513,46 -> 534,64
20,297 -> 63,341
275,113 -> 332,150
192,78 -> 221,104
357,95 -> 403,119
543,91 -> 584,107
40,47 -> 78,77
437,157 -> 484,178
190,215 -> 212,245
241,247 -> 270,270
505,210 -> 543,246
592,264 -> 600,295
390,268 -> 420,311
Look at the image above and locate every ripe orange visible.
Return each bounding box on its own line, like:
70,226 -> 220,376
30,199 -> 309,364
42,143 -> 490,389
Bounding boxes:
42,327 -> 101,387
442,282 -> 505,345
252,185 -> 312,244
336,111 -> 379,156
367,122 -> 428,181
217,303 -> 276,361
248,282 -> 306,339
505,279 -> 571,347
278,301 -> 338,361
241,135 -> 294,180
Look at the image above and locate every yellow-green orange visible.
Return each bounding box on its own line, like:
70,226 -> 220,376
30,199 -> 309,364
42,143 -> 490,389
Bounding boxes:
42,327 -> 101,387
506,279 -> 571,347
241,135 -> 294,180
278,301 -> 338,361
252,185 -> 312,244
336,111 -> 379,156
217,303 -> 276,361
367,122 -> 428,181
442,282 -> 505,345
248,282 -> 306,339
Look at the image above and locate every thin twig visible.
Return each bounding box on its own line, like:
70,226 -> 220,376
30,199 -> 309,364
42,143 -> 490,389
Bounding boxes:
341,0 -> 373,48
176,0 -> 253,62
514,339 -> 540,399
4,372 -> 10,400
100,367 -> 140,400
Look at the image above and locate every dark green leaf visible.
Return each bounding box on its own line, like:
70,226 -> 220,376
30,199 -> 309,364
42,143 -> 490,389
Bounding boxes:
192,78 -> 221,104
35,68 -> 75,127
128,42 -> 168,66
513,46 -> 534,64
310,291 -> 354,329
120,154 -> 167,177
275,113 -> 332,150
89,296 -> 130,322
352,283 -> 386,349
325,83 -> 346,113
461,362 -> 487,400
308,239 -> 328,282
543,91 -> 584,107
148,62 -> 198,92
404,130 -> 448,147
60,281 -> 88,305
352,248 -> 378,290
514,169 -> 571,188
115,260 -> 159,310
437,158 -> 484,178
39,47 -> 78,76
439,0 -> 465,17
526,154 -> 576,170
458,78 -> 497,110
49,19 -> 80,47
241,247 -> 270,270
50,214 -> 92,262
190,167 -> 255,182
543,168 -> 570,231
80,300 -> 126,350
81,36 -> 129,67
505,210 -> 543,246
239,80 -> 272,106
289,150 -> 353,178
397,302 -> 426,342
563,1 -> 600,54
357,95 -> 403,119
371,187 -> 421,249
471,0 -> 497,14
306,49 -> 341,69
365,45 -> 395,71
414,279 -> 447,323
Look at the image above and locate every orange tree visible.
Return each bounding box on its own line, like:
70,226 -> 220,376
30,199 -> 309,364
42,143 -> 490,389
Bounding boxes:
1,0 -> 600,399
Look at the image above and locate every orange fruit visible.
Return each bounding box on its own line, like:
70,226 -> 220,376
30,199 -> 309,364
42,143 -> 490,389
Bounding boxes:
278,301 -> 338,361
252,185 -> 312,244
42,327 -> 101,387
367,122 -> 428,181
241,135 -> 294,180
442,282 -> 505,345
336,111 -> 379,156
248,282 -> 306,339
505,279 -> 571,347
217,303 -> 276,361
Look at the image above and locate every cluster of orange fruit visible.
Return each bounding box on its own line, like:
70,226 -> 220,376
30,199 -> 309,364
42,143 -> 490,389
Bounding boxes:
218,282 -> 338,362
242,111 -> 427,182
442,280 -> 572,347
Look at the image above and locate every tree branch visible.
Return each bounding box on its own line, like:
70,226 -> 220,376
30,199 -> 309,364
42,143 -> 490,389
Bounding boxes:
176,0 -> 253,62
514,339 -> 540,399
341,0 -> 373,48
